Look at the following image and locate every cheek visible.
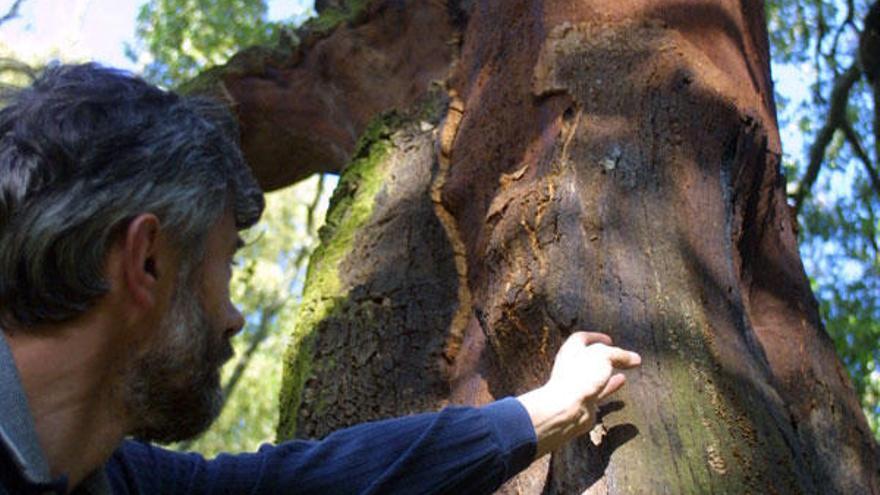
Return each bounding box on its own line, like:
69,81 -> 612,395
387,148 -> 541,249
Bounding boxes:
196,268 -> 230,325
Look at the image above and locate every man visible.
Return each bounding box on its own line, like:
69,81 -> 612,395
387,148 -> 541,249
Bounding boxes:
0,63 -> 641,494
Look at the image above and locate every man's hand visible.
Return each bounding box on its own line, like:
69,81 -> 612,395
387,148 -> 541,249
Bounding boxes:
516,332 -> 641,459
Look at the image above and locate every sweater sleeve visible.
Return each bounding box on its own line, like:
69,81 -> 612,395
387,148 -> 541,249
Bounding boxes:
106,397 -> 537,495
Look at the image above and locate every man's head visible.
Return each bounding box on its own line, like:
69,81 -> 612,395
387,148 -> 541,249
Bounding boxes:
0,62 -> 264,325
0,63 -> 264,441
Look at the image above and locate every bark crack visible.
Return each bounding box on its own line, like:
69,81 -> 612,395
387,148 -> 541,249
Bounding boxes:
432,91 -> 471,363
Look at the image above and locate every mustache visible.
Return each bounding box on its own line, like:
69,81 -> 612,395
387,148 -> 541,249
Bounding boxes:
208,334 -> 236,368
220,340 -> 235,364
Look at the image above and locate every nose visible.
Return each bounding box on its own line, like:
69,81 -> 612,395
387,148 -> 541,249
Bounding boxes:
226,300 -> 245,338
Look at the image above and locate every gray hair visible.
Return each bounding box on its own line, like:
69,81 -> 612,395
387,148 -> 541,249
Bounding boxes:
0,63 -> 264,327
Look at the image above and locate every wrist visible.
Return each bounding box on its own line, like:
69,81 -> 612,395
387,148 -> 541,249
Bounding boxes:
517,385 -> 589,459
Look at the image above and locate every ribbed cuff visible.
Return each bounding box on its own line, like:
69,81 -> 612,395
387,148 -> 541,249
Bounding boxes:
481,397 -> 537,481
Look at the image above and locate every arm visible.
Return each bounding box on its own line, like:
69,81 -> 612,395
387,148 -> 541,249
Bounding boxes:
106,332 -> 639,494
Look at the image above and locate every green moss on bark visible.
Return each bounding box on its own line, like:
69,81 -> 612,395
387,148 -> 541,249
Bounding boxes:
276,112 -> 400,440
630,295 -> 804,492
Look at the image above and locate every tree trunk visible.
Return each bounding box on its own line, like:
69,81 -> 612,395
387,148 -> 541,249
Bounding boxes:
197,0 -> 880,492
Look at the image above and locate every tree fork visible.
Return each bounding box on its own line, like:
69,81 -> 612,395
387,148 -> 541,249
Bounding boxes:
181,0 -> 460,191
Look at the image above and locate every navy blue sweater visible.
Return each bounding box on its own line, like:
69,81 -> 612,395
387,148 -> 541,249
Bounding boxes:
101,398 -> 536,494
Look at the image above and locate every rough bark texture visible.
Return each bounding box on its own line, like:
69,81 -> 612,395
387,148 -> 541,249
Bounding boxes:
275,95 -> 463,439
200,0 -> 880,492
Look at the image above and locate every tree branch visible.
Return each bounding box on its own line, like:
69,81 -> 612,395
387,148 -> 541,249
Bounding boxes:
305,174 -> 326,233
864,195 -> 880,258
872,81 -> 880,165
826,0 -> 856,62
0,0 -> 25,27
792,63 -> 862,213
0,57 -> 36,78
860,1 -> 880,164
181,0 -> 457,192
815,2 -> 829,76
842,119 -> 880,197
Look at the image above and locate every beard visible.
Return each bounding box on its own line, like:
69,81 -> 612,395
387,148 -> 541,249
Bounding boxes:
123,283 -> 234,444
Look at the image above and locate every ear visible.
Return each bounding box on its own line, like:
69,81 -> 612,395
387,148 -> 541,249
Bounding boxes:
119,214 -> 166,309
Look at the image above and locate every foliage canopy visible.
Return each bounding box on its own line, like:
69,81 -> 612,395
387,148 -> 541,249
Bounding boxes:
130,0 -> 293,87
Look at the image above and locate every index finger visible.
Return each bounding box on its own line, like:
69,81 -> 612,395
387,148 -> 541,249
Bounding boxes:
568,331 -> 613,347
603,346 -> 642,369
